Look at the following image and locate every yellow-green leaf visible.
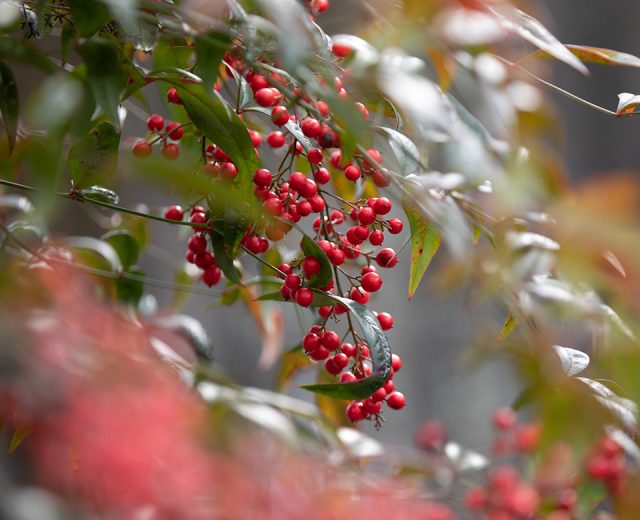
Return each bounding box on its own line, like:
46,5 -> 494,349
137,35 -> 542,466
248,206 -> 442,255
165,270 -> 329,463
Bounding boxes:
404,200 -> 441,299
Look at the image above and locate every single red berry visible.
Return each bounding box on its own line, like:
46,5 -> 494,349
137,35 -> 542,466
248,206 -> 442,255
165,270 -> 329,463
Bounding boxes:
314,167 -> 331,184
361,272 -> 382,292
415,420 -> 445,451
146,113 -> 164,132
253,168 -> 273,187
249,129 -> 262,148
301,118 -> 321,138
271,106 -> 290,126
377,312 -> 394,330
194,251 -> 215,269
350,286 -> 370,304
288,171 -> 306,192
344,164 -> 362,182
213,147 -> 229,162
255,87 -> 276,107
508,485 -> 540,518
302,256 -> 321,276
321,330 -> 340,350
383,379 -> 395,394
308,195 -> 325,212
515,423 -> 542,453
297,200 -> 312,216
202,266 -> 221,287
333,352 -> 349,369
302,333 -> 321,353
391,354 -> 402,372
373,197 -> 392,215
161,143 -> 180,160
363,397 -> 382,415
220,162 -> 238,179
166,121 -> 184,140
332,41 -> 353,58
316,100 -> 330,117
464,487 -> 487,511
341,343 -> 356,357
340,372 -> 357,383
358,207 -> 376,225
298,178 -> 318,199
167,88 -> 182,104
388,218 -> 403,234
280,284 -> 292,300
267,131 -> 286,148
324,356 -> 342,375
188,234 -> 207,254
369,229 -> 384,246
372,169 -> 391,187
190,211 -> 208,231
318,305 -> 333,318
346,402 -> 366,422
327,248 -> 345,266
249,75 -> 269,93
263,197 -> 283,216
244,235 -> 263,254
307,148 -> 323,164
387,391 -> 406,410
164,205 -> 184,221
295,288 -> 314,307
311,0 -> 329,13
355,101 -> 369,120
309,345 -> 330,361
132,139 -> 152,158
371,387 -> 387,402
376,248 -> 398,268
493,407 -> 517,431
285,273 -> 301,290
330,150 -> 344,169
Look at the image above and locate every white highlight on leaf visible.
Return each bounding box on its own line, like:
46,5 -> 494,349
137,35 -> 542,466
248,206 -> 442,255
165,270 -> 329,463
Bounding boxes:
552,345 -> 589,376
506,231 -> 560,251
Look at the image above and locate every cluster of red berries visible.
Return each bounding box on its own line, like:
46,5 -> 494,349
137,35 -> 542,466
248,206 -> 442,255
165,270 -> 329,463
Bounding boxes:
585,435 -> 627,495
132,113 -> 185,161
137,16 -> 408,423
491,407 -> 542,455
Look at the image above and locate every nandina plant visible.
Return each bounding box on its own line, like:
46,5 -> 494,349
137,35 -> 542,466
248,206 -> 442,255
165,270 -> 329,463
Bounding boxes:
1,0 -> 640,518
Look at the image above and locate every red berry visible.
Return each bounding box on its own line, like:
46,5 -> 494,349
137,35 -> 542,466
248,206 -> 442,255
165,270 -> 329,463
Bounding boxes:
164,205 -> 184,221
373,197 -> 392,215
332,41 -> 353,58
308,195 -> 325,212
341,343 -> 356,357
307,148 -> 323,164
515,423 -> 542,453
369,229 -> 384,246
301,118 -> 321,138
220,162 -> 238,179
146,113 -> 164,132
350,286 -> 370,304
253,168 -> 273,187
415,420 -> 446,451
346,402 -> 366,422
464,487 -> 487,511
161,143 -> 180,160
202,266 -> 221,287
324,357 -> 342,375
309,345 -> 330,361
344,164 -> 361,182
297,200 -> 312,216
166,121 -> 184,140
271,106 -> 290,126
377,312 -> 394,330
285,274 -> 301,290
387,391 -> 406,410
255,87 -> 276,107
263,197 -> 283,216
391,354 -> 402,372
327,248 -> 345,266
357,207 -> 376,225
316,100 -> 330,117
188,234 -> 207,254
321,330 -> 340,350
355,101 -> 369,120
340,372 -> 357,383
508,485 -> 540,518
303,333 -> 321,353
295,288 -> 314,307
363,397 -> 382,415
314,167 -> 330,184
388,218 -> 403,234
372,169 -> 391,187
298,179 -> 318,199
213,147 -> 229,162
190,211 -> 208,231
333,352 -> 349,369
376,248 -> 398,268
361,272 -> 382,292
194,251 -> 215,269
167,88 -> 182,104
302,256 -> 321,276
132,139 -> 152,158
311,0 -> 329,13
383,379 -> 395,393
267,131 -> 286,148
244,235 -> 263,254
493,407 -> 517,431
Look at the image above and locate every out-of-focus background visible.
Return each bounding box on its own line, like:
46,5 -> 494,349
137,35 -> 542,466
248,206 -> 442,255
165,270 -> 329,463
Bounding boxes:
45,0 -> 640,450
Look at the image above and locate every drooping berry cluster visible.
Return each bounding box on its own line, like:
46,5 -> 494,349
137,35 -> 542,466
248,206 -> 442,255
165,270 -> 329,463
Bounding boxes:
135,18 -> 407,424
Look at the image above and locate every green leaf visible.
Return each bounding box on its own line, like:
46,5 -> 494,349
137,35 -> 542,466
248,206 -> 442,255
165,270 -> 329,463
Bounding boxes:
195,31 -> 231,91
102,229 -> 139,270
498,313 -> 517,342
68,0 -> 110,37
537,45 -> 640,68
64,236 -> 122,272
275,344 -> 311,391
211,231 -> 242,284
8,423 -> 30,454
0,36 -> 56,72
68,121 -> 120,188
301,296 -> 392,400
403,200 -> 441,299
78,39 -> 127,124
115,266 -> 144,305
80,185 -> 119,204
376,126 -> 422,176
0,61 -> 18,152
300,235 -> 333,289
174,84 -> 259,199
224,62 -> 253,108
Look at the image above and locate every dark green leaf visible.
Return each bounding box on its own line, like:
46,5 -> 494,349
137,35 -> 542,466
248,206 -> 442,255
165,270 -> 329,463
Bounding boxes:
0,61 -> 18,153
195,31 -> 231,91
302,296 -> 392,400
211,231 -> 242,284
300,235 -> 333,289
64,236 -> 122,272
68,0 -> 110,37
60,22 -> 75,64
78,39 -> 127,124
404,200 -> 441,299
68,121 -> 120,188
102,229 -> 139,270
115,266 -> 144,305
